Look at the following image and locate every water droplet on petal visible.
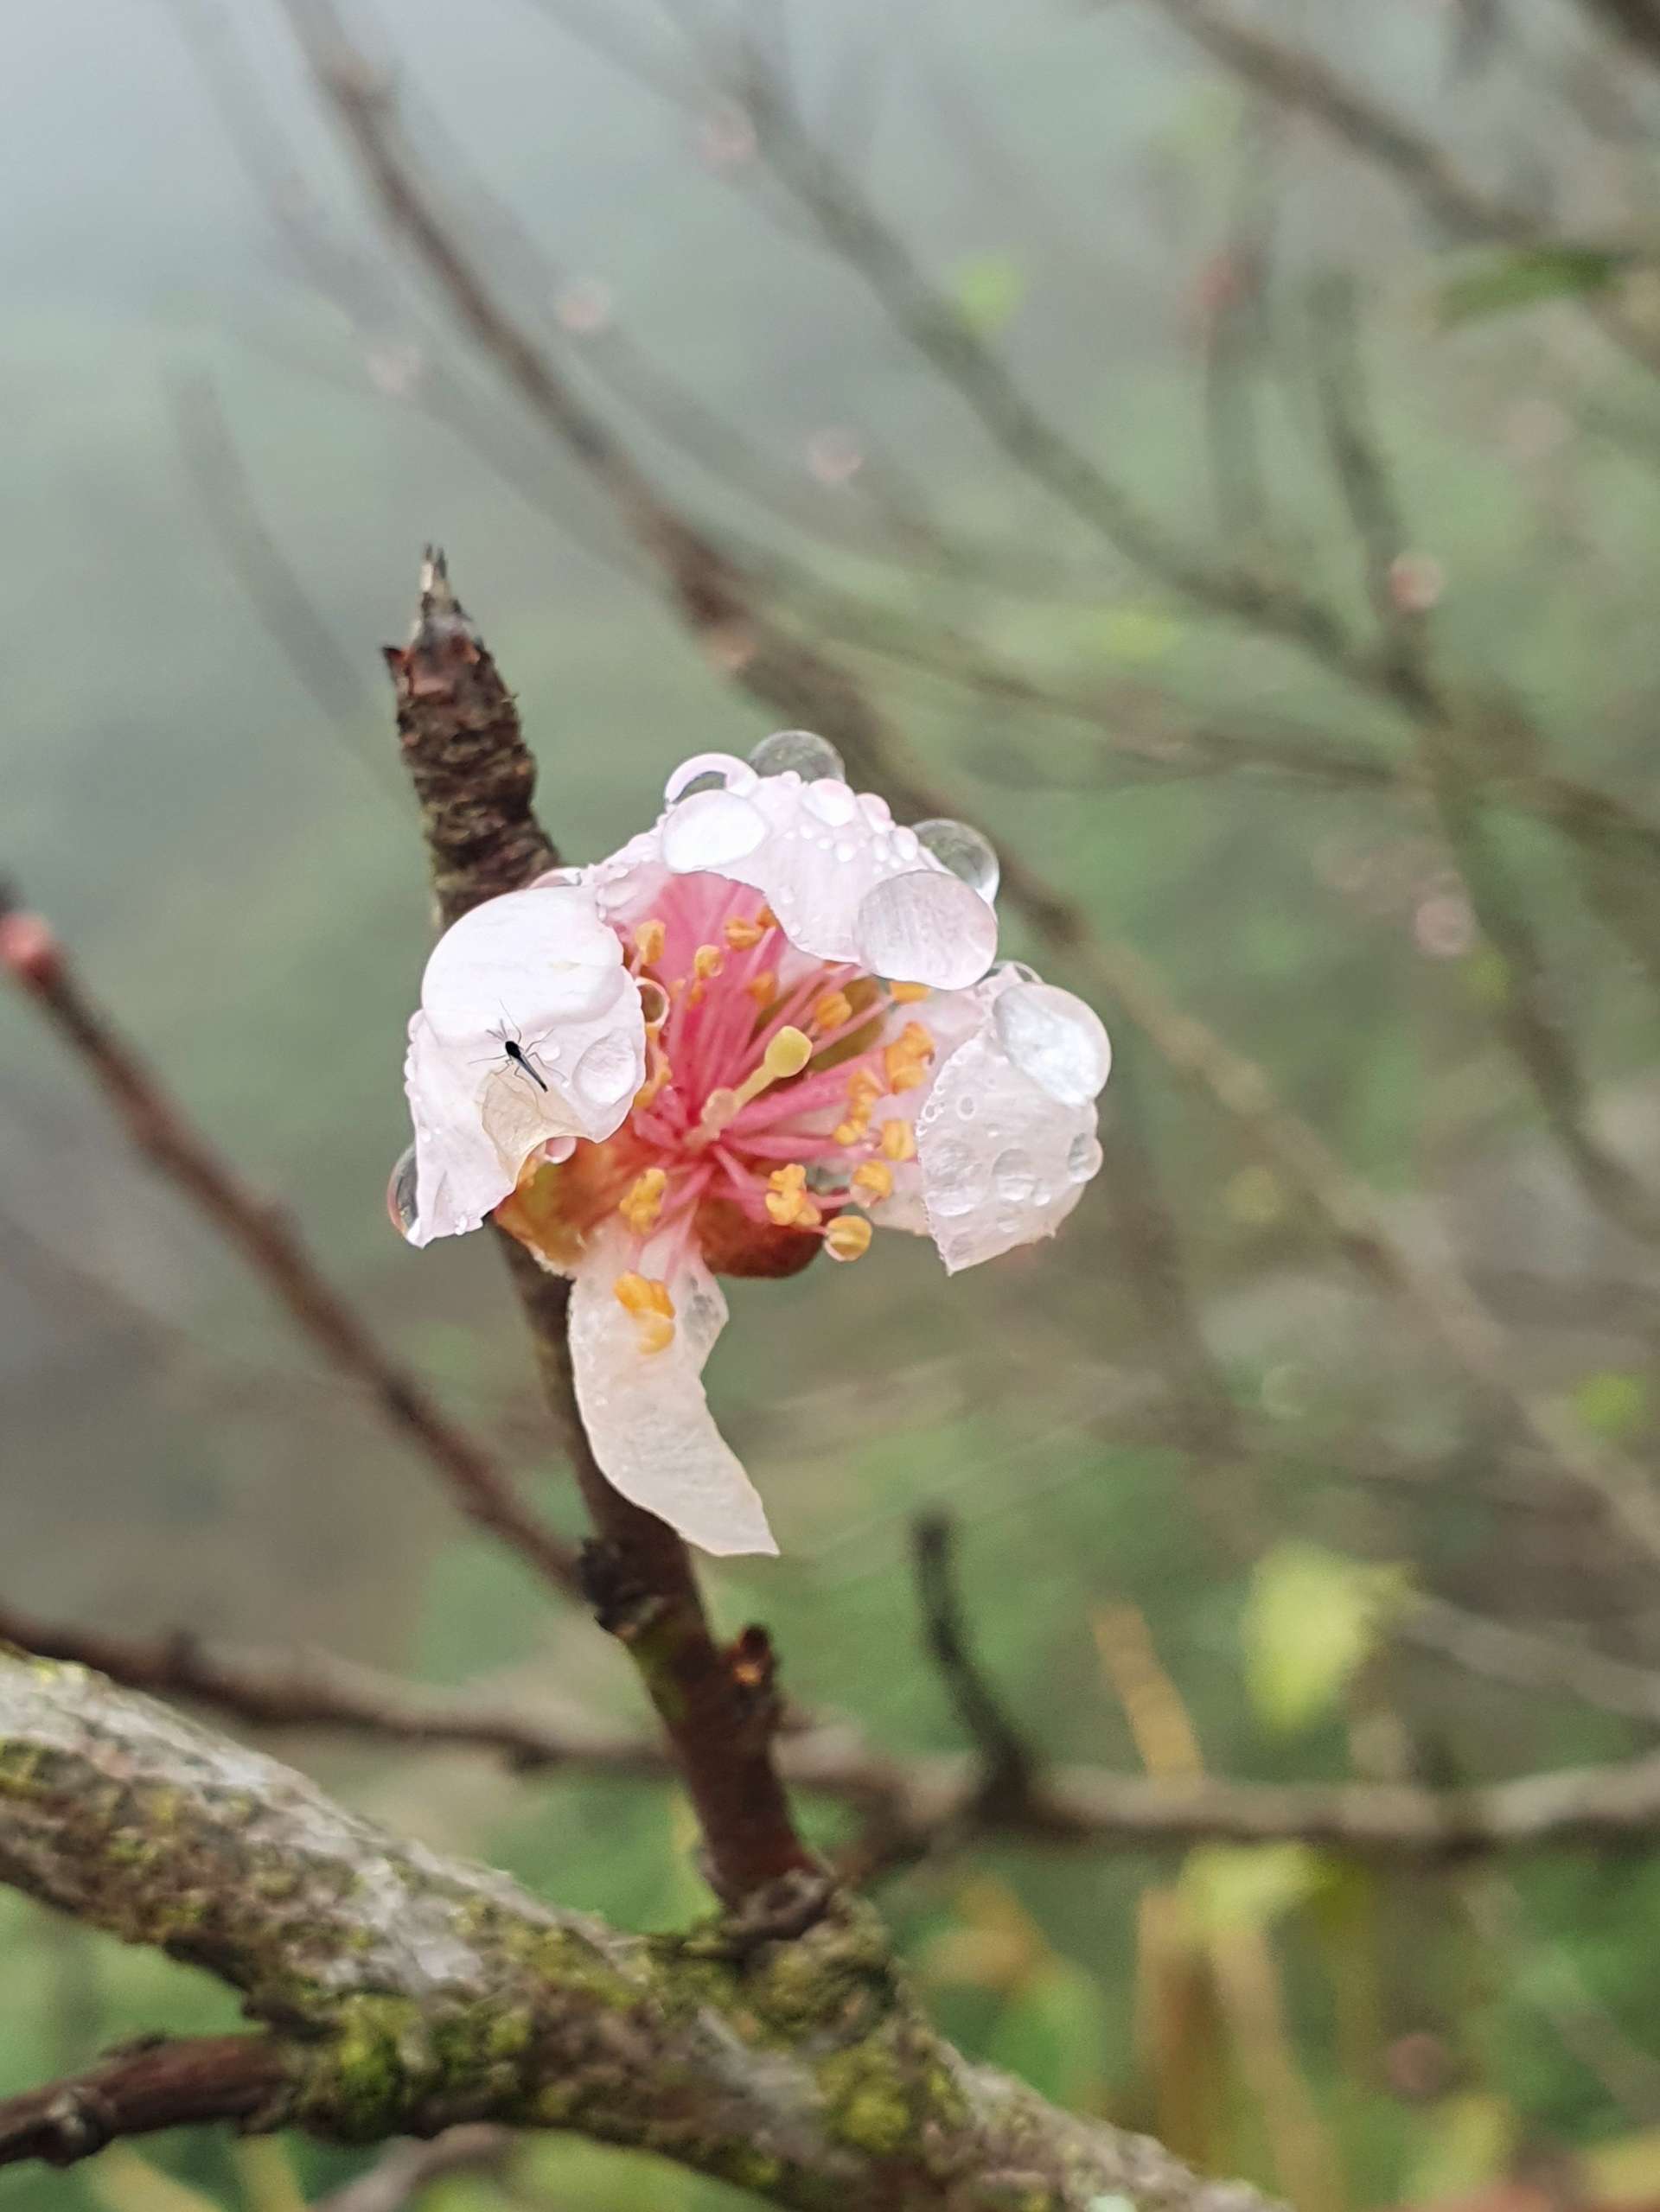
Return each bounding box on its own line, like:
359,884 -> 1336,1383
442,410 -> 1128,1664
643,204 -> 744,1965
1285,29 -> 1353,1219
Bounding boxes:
915,818 -> 999,901
749,728 -> 846,781
387,1143 -> 418,1238
856,869 -> 997,990
636,977 -> 670,1026
925,1137 -> 980,1217
993,1147 -> 1037,1202
993,983 -> 1112,1106
891,826 -> 920,864
664,751 -> 757,806
542,1135 -> 577,1165
529,864 -> 584,889
1066,1131 -> 1104,1183
803,776 -> 858,827
573,1032 -> 640,1107
662,787 -> 768,872
955,1095 -> 977,1120
993,959 -> 1041,986
859,791 -> 893,830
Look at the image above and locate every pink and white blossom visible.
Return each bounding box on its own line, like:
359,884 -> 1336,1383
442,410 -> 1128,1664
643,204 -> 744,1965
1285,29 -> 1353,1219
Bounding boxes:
396,743 -> 1108,1558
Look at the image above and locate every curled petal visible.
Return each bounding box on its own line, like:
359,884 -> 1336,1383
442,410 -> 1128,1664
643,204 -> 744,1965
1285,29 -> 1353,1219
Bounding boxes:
914,972 -> 1108,1272
569,1235 -> 777,1557
404,886 -> 645,1246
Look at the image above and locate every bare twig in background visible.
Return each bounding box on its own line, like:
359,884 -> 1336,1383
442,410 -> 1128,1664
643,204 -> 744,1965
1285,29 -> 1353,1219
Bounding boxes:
16,1591 -> 1660,1860
0,892 -> 583,1601
1309,271 -> 1660,1244
1140,0 -> 1660,379
1401,1595 -> 1660,1726
280,13 -> 1660,1578
910,1512 -> 1038,1818
168,367 -> 384,770
310,2127 -> 514,2212
1574,0 -> 1660,75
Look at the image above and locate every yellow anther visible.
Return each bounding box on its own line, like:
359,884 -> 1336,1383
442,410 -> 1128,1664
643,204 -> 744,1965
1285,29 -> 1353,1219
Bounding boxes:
764,1163 -> 821,1228
745,970 -> 777,1006
833,1119 -> 867,1147
884,1044 -> 928,1093
632,919 -> 666,966
635,1312 -> 677,1355
725,915 -> 768,950
879,1119 -> 917,1162
899,1021 -> 937,1061
852,1159 -> 894,1204
813,989 -> 854,1036
761,1025 -> 814,1081
890,980 -> 930,1004
825,1214 -> 874,1263
693,943 -> 725,981
846,1067 -> 883,1110
756,905 -> 778,930
618,1167 -> 667,1234
615,1272 -> 674,1321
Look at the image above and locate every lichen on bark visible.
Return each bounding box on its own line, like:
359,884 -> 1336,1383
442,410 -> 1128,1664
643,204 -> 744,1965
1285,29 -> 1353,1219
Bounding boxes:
0,1652 -> 1276,2212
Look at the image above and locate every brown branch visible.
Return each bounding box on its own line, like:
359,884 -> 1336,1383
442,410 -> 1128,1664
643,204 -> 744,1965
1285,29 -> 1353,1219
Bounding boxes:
0,890 -> 582,1603
14,1598 -> 1660,1860
0,1652 -> 1281,2212
1575,0 -> 1660,73
382,550 -> 814,1898
280,24 -> 1660,1579
0,2037 -> 290,2169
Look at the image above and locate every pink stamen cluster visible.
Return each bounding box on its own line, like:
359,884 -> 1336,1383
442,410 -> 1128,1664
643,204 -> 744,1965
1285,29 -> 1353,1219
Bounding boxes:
595,871 -> 931,1335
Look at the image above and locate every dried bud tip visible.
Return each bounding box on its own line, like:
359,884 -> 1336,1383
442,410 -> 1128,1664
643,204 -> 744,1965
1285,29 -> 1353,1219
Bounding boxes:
0,908 -> 61,988
407,544 -> 479,650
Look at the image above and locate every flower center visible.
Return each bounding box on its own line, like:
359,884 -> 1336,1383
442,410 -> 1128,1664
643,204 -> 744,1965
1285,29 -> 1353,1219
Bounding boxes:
505,877 -> 938,1351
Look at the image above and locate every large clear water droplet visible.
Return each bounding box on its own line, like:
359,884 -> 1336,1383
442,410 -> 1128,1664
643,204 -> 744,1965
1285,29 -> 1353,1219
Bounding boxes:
749,728 -> 845,781
661,787 -> 768,872
915,818 -> 999,901
1066,1131 -> 1104,1183
664,751 -> 757,806
572,1032 -> 639,1107
856,869 -> 998,990
636,976 -> 670,1027
387,1144 -> 419,1239
993,984 -> 1111,1106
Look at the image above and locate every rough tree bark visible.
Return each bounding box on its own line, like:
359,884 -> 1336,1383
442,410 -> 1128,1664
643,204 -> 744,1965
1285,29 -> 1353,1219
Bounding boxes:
0,1651 -> 1276,2212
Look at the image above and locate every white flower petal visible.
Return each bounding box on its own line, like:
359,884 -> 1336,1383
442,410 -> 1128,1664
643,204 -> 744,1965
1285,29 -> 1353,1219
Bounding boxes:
404,885 -> 645,1246
569,1239 -> 777,1557
647,765 -> 999,977
914,972 -> 1108,1272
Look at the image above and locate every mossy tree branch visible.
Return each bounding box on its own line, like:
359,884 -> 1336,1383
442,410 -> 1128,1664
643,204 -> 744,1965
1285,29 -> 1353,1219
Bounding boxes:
0,1650 -> 1278,2212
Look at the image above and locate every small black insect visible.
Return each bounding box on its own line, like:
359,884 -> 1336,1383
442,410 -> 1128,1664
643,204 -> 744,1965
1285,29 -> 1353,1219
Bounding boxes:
475,1015 -> 550,1093
502,1036 -> 548,1092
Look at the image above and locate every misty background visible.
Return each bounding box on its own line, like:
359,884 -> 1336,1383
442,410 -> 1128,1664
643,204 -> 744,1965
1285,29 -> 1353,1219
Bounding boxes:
6,3 -> 1660,2208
